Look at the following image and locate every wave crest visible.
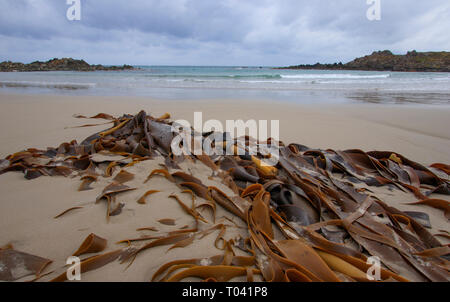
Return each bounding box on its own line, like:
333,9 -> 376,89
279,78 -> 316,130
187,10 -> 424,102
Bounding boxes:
0,81 -> 95,90
281,74 -> 390,79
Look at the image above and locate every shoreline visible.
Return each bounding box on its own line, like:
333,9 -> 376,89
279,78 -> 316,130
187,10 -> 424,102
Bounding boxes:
1,66 -> 449,106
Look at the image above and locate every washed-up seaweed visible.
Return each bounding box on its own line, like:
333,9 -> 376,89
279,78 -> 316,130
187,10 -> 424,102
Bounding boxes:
50,248 -> 133,282
1,110 -> 449,282
72,233 -> 107,257
137,190 -> 160,204
112,169 -> 135,184
158,218 -> 177,226
0,246 -> 52,281
54,206 -> 84,219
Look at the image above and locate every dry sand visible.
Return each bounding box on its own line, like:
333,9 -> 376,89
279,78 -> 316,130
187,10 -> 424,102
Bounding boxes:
0,93 -> 449,164
0,92 -> 449,281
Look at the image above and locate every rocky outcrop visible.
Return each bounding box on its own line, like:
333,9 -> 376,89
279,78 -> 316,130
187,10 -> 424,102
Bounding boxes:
0,58 -> 135,72
278,50 -> 450,72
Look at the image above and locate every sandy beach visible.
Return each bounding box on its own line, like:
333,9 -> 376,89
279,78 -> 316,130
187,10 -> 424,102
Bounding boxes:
1,93 -> 450,164
0,92 -> 449,282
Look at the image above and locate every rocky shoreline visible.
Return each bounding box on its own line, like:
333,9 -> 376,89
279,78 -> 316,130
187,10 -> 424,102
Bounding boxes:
0,58 -> 135,72
277,50 -> 450,72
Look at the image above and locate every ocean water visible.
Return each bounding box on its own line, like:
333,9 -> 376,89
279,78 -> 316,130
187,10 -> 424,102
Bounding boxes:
0,66 -> 449,104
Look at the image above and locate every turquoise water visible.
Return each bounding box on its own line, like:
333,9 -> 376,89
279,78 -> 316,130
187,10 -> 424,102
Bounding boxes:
0,66 -> 449,104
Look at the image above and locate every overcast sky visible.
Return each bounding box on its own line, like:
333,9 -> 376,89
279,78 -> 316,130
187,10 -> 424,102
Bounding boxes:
0,0 -> 449,66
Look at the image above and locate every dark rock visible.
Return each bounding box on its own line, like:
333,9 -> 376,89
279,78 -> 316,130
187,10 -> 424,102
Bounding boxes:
276,50 -> 450,72
0,58 -> 136,72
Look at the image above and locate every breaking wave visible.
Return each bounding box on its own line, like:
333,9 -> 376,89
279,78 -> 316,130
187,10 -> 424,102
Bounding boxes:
0,81 -> 96,90
280,74 -> 391,79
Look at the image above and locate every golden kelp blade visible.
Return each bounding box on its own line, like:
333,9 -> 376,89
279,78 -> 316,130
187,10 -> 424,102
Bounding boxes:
137,190 -> 160,204
72,233 -> 107,257
99,119 -> 130,137
166,265 -> 261,282
54,206 -> 84,219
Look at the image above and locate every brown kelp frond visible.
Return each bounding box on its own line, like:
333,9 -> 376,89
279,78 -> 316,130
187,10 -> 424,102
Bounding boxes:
54,206 -> 84,219
122,233 -> 195,267
112,169 -> 135,184
144,168 -> 175,183
74,113 -> 117,120
137,190 -> 160,204
405,199 -> 450,219
50,248 -> 134,282
151,246 -> 259,282
1,110 -> 449,282
169,194 -> 209,224
78,175 -> 97,191
165,265 -> 261,282
158,218 -> 177,226
0,247 -> 52,281
96,182 -> 136,203
72,233 -> 107,257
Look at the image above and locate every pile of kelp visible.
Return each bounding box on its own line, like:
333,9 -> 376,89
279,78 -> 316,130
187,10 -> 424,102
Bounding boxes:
0,110 -> 449,282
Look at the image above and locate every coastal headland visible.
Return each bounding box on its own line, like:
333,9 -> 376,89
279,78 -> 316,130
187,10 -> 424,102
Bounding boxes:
277,50 -> 450,72
0,58 -> 134,72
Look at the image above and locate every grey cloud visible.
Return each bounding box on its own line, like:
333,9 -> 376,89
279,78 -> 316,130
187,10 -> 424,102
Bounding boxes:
0,0 -> 448,65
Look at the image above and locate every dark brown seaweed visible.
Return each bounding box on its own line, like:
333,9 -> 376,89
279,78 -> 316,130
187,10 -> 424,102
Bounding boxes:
0,247 -> 52,281
72,233 -> 107,256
